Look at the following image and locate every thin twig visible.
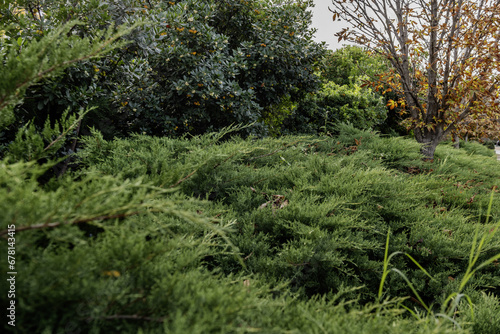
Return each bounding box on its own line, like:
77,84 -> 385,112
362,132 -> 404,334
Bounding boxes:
0,211 -> 140,236
245,140 -> 301,162
169,169 -> 198,188
85,314 -> 165,322
243,251 -> 254,261
212,152 -> 238,169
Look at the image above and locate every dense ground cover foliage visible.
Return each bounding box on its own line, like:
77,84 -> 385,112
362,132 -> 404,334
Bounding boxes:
2,125 -> 499,333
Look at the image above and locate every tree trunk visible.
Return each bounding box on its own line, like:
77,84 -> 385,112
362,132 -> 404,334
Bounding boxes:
420,140 -> 439,160
414,125 -> 444,159
453,134 -> 460,149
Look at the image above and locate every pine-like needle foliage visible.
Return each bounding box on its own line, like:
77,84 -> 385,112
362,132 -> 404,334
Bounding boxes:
0,20 -> 138,130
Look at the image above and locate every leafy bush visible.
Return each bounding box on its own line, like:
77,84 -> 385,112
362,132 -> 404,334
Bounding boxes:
320,45 -> 388,86
280,46 -> 397,135
136,0 -> 325,136
313,45 -> 408,136
283,82 -> 387,134
2,0 -> 325,141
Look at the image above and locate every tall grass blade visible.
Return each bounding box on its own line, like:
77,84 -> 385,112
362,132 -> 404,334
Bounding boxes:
391,268 -> 431,314
378,229 -> 391,300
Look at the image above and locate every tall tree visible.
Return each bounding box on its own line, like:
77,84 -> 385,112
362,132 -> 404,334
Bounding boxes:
330,0 -> 500,158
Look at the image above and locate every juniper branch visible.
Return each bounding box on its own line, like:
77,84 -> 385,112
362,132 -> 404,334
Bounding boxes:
0,211 -> 140,236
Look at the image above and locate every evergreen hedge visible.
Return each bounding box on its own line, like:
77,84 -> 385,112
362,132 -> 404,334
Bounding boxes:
3,124 -> 498,333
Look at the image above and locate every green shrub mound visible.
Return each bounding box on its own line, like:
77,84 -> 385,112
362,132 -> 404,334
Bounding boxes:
283,82 -> 387,135
2,125 -> 499,333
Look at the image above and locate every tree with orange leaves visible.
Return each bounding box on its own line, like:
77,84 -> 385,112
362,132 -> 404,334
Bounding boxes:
330,0 -> 500,158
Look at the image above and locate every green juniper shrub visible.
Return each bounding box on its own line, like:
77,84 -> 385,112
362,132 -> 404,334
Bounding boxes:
2,123 -> 499,332
76,124 -> 500,311
0,145 -> 474,334
459,290 -> 500,334
458,140 -> 496,157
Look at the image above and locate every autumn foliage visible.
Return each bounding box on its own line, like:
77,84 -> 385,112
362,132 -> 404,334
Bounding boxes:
330,0 -> 500,157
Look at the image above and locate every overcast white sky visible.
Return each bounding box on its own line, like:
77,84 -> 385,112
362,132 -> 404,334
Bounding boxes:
310,0 -> 351,50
